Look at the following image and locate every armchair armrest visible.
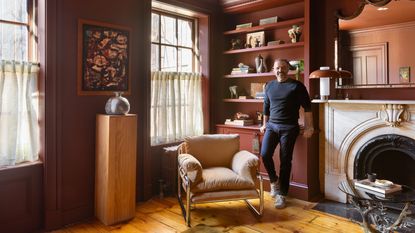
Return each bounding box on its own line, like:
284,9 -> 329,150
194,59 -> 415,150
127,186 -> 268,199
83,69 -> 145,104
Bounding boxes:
231,150 -> 259,183
178,153 -> 203,184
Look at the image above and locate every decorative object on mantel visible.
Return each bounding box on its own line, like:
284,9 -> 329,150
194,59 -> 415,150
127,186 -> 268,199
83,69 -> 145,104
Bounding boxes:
105,92 -> 130,115
310,67 -> 352,100
254,54 -> 267,73
288,25 -> 302,43
399,66 -> 410,83
382,104 -> 407,127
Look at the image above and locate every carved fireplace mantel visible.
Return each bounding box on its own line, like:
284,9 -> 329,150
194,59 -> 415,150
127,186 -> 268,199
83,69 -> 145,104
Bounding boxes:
313,100 -> 415,202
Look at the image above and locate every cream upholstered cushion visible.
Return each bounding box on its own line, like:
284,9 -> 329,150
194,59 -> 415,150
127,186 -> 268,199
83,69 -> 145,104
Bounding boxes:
231,150 -> 259,183
191,167 -> 255,193
183,134 -> 239,168
178,153 -> 203,184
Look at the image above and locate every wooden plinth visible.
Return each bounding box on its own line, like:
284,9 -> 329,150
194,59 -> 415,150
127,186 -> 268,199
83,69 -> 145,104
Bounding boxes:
95,114 -> 137,225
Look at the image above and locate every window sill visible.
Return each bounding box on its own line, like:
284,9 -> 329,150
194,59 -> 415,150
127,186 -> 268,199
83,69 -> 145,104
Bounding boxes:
0,160 -> 43,171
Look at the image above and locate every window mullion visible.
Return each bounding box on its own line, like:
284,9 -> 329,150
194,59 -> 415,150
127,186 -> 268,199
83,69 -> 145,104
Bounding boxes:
28,0 -> 33,61
158,13 -> 161,71
176,16 -> 178,72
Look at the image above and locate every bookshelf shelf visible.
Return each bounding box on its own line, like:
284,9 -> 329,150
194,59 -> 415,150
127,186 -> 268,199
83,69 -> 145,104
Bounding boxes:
223,99 -> 263,103
224,42 -> 304,54
224,71 -> 303,78
224,17 -> 304,35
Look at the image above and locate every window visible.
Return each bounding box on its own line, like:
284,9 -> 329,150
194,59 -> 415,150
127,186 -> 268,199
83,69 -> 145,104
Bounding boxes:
150,9 -> 203,145
151,11 -> 196,72
0,0 -> 39,166
0,0 -> 36,61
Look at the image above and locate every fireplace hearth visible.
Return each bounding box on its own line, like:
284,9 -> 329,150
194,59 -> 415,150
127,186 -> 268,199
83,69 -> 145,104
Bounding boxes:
354,134 -> 415,188
314,100 -> 415,202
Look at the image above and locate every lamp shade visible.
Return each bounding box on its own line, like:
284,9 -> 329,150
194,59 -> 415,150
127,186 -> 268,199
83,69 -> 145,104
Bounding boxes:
309,67 -> 352,79
309,67 -> 340,79
338,69 -> 352,79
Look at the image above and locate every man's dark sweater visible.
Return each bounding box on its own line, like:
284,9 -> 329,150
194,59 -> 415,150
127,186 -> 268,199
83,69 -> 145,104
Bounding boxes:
263,78 -> 312,125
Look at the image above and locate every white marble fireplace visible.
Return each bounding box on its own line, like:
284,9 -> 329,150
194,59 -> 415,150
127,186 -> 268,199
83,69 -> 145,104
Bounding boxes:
315,100 -> 415,203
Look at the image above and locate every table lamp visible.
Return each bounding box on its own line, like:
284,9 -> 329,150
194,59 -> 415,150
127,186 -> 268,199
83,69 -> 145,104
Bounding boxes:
310,67 -> 339,100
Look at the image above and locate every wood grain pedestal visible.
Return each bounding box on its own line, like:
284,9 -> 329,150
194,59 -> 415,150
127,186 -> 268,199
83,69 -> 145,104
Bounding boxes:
95,114 -> 137,225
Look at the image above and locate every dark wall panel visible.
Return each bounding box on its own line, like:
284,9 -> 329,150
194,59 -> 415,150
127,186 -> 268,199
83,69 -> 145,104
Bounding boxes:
0,163 -> 43,233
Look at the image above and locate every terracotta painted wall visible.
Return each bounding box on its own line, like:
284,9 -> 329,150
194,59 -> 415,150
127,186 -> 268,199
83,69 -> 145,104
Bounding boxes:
345,23 -> 415,84
324,0 -> 415,100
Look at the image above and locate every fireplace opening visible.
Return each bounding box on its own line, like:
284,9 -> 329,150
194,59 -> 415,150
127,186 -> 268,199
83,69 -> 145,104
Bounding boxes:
354,134 -> 415,188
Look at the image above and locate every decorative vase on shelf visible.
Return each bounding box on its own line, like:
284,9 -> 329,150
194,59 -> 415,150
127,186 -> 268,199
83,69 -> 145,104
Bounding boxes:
255,54 -> 267,73
288,25 -> 302,43
105,92 -> 130,115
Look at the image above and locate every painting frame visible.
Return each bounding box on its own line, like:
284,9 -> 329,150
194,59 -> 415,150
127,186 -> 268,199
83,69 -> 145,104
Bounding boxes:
77,19 -> 131,96
399,66 -> 410,83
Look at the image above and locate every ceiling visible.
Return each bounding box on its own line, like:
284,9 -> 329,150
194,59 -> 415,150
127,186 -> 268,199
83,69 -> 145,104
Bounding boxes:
340,0 -> 415,30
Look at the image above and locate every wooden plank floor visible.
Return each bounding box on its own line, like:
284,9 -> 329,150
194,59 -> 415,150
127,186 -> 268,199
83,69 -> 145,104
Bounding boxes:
53,193 -> 362,233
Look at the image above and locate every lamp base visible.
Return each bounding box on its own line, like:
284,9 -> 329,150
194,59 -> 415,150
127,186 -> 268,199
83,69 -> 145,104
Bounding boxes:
320,95 -> 329,100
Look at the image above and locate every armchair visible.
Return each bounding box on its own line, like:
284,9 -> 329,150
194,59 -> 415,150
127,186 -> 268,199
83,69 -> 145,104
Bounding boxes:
177,134 -> 264,226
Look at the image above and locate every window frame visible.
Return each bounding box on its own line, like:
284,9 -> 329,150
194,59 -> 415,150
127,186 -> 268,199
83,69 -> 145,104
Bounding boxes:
0,0 -> 36,61
151,9 -> 197,72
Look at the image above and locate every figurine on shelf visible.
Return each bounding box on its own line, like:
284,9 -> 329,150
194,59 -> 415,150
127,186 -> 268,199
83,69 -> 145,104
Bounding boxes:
256,111 -> 263,125
288,25 -> 302,43
229,85 -> 239,99
235,112 -> 250,120
230,38 -> 243,50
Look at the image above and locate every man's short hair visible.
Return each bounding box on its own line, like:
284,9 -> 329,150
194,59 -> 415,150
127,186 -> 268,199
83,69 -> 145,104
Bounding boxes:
273,59 -> 295,70
274,58 -> 290,66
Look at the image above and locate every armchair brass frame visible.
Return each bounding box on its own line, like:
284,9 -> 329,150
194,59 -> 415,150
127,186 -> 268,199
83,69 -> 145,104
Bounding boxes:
177,164 -> 264,226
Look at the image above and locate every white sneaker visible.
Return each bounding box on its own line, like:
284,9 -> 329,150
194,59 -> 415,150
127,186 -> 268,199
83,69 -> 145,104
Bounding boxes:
270,181 -> 280,198
274,195 -> 286,209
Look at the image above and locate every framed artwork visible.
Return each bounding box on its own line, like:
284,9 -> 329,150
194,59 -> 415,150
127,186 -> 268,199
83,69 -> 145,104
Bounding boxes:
77,19 -> 131,95
399,66 -> 410,83
246,31 -> 265,48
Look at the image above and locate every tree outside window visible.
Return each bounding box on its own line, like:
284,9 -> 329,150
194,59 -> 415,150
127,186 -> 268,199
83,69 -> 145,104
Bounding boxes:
151,11 -> 196,72
0,0 -> 36,62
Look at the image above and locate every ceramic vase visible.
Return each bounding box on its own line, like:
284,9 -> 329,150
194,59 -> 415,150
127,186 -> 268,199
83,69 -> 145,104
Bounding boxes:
105,92 -> 130,115
255,54 -> 267,73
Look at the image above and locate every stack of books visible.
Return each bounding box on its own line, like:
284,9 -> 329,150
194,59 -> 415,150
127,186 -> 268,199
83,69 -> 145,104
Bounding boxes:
354,179 -> 402,197
224,119 -> 254,126
231,67 -> 254,75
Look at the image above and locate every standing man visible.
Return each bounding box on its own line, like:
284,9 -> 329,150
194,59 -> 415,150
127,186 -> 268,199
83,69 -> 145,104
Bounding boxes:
260,59 -> 314,209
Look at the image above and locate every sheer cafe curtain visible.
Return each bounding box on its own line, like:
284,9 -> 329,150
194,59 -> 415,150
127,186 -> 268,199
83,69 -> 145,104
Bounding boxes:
0,61 -> 39,166
151,71 -> 203,145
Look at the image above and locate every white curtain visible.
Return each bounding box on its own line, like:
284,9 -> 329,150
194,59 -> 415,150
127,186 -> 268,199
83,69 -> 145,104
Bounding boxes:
0,61 -> 39,166
151,71 -> 203,145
